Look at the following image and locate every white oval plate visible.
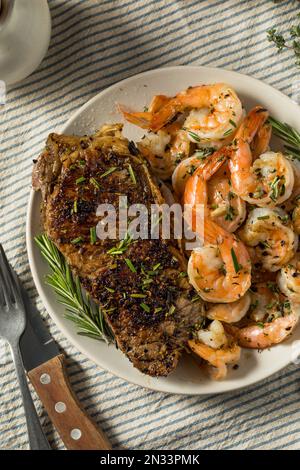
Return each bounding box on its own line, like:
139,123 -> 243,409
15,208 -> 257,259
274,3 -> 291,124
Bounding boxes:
27,66 -> 300,395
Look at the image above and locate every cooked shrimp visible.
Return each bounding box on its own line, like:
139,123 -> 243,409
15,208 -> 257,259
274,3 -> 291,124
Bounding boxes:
184,159 -> 251,303
173,151 -> 246,231
227,107 -> 294,207
247,282 -> 284,322
206,292 -> 251,323
239,208 -> 298,272
138,122 -> 191,180
187,234 -> 251,303
207,164 -> 246,232
188,320 -> 241,379
150,83 -> 243,135
226,311 -> 298,349
172,155 -> 205,197
230,145 -> 294,207
197,319 -> 228,348
278,254 -> 300,303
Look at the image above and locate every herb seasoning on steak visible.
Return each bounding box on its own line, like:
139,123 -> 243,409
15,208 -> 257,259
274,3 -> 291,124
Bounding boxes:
32,124 -> 203,376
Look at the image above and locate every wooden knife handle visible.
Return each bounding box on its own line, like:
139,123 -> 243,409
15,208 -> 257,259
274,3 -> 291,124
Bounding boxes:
28,354 -> 111,450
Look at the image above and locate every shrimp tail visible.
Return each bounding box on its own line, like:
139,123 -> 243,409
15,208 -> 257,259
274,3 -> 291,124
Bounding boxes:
251,122 -> 272,159
148,95 -> 170,113
118,104 -> 152,129
235,105 -> 269,143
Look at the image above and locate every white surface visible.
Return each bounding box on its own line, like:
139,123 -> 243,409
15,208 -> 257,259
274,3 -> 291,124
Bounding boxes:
27,66 -> 300,395
0,0 -> 51,85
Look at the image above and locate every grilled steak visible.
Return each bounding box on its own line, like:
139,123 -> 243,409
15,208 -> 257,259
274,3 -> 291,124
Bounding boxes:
32,124 -> 202,376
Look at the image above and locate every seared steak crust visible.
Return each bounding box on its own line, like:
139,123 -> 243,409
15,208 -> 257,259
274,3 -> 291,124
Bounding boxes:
33,124 -> 201,376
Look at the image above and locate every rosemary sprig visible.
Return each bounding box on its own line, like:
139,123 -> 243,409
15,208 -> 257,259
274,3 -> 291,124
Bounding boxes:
268,116 -> 300,159
35,234 -> 114,343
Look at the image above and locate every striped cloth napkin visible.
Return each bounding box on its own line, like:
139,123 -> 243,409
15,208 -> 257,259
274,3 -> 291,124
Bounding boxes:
1,0 -> 300,450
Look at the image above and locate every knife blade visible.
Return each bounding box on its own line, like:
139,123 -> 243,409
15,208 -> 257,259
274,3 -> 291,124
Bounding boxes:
19,281 -> 111,450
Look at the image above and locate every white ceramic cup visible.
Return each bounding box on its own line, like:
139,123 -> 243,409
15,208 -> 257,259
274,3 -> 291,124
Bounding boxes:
0,0 -> 51,85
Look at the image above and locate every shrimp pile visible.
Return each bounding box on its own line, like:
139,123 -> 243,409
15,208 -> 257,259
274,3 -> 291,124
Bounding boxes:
120,83 -> 300,380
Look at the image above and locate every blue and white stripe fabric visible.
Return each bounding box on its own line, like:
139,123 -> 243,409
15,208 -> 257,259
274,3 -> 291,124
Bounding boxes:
1,0 -> 300,450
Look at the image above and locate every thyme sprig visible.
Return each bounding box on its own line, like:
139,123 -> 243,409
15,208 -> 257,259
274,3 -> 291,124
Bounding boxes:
35,234 -> 114,343
267,13 -> 300,68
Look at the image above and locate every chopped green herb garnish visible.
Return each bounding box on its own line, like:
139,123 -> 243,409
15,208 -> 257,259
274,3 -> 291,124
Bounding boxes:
257,215 -> 269,220
154,307 -> 163,314
103,307 -> 116,315
280,214 -> 289,223
90,177 -> 101,189
73,199 -> 78,213
178,271 -> 188,278
140,303 -> 150,313
90,226 -> 97,245
225,205 -> 236,221
259,240 -> 271,249
100,167 -> 117,178
105,287 -> 115,293
127,164 -> 137,185
142,278 -> 153,286
223,128 -> 233,137
152,263 -> 161,271
187,164 -> 197,176
229,119 -> 237,128
187,131 -> 201,142
194,147 -> 215,159
166,305 -> 176,316
107,232 -> 132,255
76,176 -> 86,184
253,187 -> 265,199
125,258 -> 137,273
131,293 -> 147,298
71,236 -> 83,245
270,176 -> 281,202
231,248 -> 241,273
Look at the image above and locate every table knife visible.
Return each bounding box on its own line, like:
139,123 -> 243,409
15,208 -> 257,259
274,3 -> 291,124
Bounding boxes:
19,286 -> 111,450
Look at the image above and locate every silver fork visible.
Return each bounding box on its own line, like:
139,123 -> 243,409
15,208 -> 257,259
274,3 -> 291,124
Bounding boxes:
0,244 -> 51,450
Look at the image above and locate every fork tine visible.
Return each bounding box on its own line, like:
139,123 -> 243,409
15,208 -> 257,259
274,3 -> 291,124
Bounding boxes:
0,271 -> 6,307
0,244 -> 22,307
